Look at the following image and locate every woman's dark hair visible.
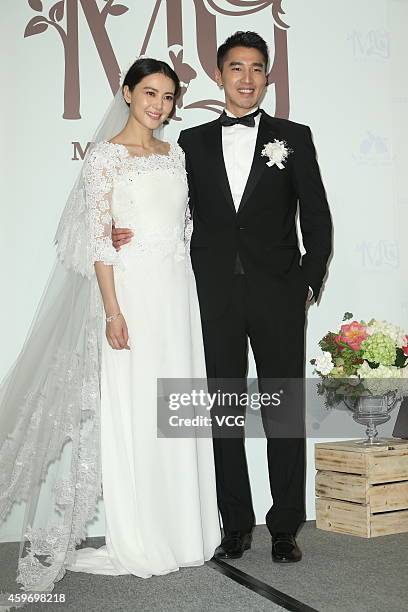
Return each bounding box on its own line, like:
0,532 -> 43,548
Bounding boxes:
217,31 -> 269,72
122,57 -> 181,106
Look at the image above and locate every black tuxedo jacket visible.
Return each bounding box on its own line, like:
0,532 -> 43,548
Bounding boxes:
178,110 -> 332,321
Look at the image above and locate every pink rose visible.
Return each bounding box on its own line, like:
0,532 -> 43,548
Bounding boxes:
403,335 -> 408,357
335,321 -> 368,352
334,334 -> 345,351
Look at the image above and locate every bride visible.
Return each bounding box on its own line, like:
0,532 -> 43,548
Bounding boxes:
0,57 -> 220,593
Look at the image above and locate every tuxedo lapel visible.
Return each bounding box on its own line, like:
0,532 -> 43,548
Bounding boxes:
203,122 -> 236,215
237,111 -> 280,215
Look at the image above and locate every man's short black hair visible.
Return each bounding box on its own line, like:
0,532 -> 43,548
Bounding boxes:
217,31 -> 269,72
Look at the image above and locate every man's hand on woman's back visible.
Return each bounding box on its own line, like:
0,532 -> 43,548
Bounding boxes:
112,224 -> 133,251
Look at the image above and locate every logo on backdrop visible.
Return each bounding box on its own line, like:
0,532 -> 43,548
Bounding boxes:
355,240 -> 400,271
353,132 -> 393,165
24,0 -> 290,146
348,29 -> 390,60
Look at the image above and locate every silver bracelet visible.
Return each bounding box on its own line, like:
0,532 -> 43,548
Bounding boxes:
106,312 -> 122,323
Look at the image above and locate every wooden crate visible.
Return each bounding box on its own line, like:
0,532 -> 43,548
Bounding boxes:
315,439 -> 408,537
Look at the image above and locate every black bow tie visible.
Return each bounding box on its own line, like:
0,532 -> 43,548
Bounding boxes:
219,108 -> 261,127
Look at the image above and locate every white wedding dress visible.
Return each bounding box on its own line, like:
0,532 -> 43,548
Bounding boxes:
66,140 -> 220,577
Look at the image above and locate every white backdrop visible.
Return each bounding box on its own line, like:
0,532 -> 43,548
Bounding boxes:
1,0 -> 407,541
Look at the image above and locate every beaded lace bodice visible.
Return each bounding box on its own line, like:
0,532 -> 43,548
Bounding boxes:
83,140 -> 192,267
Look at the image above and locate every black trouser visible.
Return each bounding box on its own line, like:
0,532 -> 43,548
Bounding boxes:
201,274 -> 306,535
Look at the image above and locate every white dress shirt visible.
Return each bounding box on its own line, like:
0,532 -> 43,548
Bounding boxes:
222,107 -> 261,211
221,107 -> 313,300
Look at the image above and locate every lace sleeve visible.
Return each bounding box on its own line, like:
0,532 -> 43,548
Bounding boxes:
184,200 -> 193,247
84,144 -> 120,266
175,142 -> 194,248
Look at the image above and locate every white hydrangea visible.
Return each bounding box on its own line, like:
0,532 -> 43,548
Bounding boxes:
365,319 -> 407,346
358,362 -> 397,378
315,351 -> 334,375
356,362 -> 408,396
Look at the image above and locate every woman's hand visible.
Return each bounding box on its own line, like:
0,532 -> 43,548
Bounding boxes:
106,314 -> 130,350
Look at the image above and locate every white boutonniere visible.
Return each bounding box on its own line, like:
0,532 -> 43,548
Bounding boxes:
261,139 -> 292,169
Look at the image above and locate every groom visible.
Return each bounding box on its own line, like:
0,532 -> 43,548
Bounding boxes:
113,31 -> 332,563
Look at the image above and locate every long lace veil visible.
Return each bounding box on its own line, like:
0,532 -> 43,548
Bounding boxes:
0,79 -> 154,598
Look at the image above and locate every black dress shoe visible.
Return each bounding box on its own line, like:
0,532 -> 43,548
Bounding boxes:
271,532 -> 302,563
213,530 -> 252,560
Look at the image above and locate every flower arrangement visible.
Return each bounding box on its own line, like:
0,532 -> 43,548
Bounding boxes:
311,312 -> 408,406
